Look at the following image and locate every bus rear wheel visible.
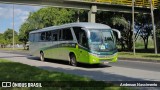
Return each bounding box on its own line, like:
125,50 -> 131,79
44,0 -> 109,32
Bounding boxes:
70,54 -> 77,66
40,52 -> 44,61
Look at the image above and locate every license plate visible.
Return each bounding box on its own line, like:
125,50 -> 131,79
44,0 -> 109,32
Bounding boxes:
100,60 -> 109,64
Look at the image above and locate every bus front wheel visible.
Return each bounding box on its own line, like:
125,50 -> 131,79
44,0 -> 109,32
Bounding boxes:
70,54 -> 77,66
40,52 -> 44,61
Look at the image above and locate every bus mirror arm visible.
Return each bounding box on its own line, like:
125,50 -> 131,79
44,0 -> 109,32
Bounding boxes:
112,29 -> 121,39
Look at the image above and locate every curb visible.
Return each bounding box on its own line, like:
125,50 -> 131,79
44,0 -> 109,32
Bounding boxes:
0,50 -> 29,55
119,57 -> 160,63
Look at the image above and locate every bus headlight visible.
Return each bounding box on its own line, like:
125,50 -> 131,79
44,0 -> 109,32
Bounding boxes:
93,59 -> 96,62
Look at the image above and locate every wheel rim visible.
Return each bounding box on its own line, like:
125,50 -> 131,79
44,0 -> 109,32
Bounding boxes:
40,53 -> 44,61
71,55 -> 76,66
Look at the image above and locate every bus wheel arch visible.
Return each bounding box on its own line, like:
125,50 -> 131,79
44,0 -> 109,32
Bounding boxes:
40,50 -> 44,61
69,52 -> 77,66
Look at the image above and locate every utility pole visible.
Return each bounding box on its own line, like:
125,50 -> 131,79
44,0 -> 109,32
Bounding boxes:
132,0 -> 135,55
13,4 -> 15,50
77,10 -> 79,22
149,0 -> 157,54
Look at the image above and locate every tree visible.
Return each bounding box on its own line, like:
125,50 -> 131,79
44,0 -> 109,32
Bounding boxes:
155,5 -> 160,37
135,14 -> 152,50
3,28 -> 18,46
75,10 -> 88,22
0,33 -> 6,48
111,16 -> 132,50
96,11 -> 133,51
155,5 -> 160,52
19,23 -> 32,45
26,7 -> 76,28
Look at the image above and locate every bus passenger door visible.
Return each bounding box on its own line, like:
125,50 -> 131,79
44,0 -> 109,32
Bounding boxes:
77,30 -> 89,63
73,27 -> 89,63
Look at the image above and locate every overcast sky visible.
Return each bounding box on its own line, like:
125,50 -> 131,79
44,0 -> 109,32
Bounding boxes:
0,4 -> 42,33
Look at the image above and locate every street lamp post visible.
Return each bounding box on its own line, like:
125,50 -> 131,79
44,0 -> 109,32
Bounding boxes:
13,4 -> 15,50
149,0 -> 157,54
132,0 -> 135,55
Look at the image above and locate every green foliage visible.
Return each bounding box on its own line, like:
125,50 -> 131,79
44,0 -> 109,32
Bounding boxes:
27,7 -> 76,28
135,41 -> 144,48
135,14 -> 152,50
19,23 -> 32,44
157,29 -> 160,38
135,14 -> 151,26
0,29 -> 19,46
0,33 -> 6,47
110,16 -> 132,51
111,16 -> 129,29
107,13 -> 132,50
3,28 -> 17,40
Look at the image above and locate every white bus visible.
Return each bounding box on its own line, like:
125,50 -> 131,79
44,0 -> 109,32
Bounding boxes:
29,22 -> 121,66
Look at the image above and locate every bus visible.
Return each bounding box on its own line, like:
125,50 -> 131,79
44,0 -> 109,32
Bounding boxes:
29,22 -> 121,66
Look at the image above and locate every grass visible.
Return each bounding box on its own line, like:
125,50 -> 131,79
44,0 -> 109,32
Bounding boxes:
0,59 -> 130,90
118,37 -> 160,60
118,52 -> 160,60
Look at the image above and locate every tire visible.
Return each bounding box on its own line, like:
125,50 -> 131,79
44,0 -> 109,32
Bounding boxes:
70,54 -> 77,66
40,52 -> 44,61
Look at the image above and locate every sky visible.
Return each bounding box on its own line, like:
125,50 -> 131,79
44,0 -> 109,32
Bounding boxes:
0,3 -> 42,33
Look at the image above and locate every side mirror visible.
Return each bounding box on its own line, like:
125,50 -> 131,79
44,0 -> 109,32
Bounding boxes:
112,29 -> 121,39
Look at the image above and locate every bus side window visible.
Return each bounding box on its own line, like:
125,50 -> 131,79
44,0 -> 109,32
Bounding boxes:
59,29 -> 63,41
62,28 -> 73,40
52,34 -> 57,41
29,34 -> 34,42
46,31 -> 52,41
34,33 -> 39,42
73,27 -> 88,48
79,30 -> 88,48
52,30 -> 58,41
41,32 -> 46,41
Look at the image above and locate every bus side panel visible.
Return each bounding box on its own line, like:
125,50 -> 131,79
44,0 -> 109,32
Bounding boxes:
29,42 -> 41,57
50,41 -> 90,63
43,48 -> 59,59
76,48 -> 90,63
41,41 -> 59,59
56,47 -> 76,61
55,42 -> 79,61
61,47 -> 90,64
56,41 -> 69,60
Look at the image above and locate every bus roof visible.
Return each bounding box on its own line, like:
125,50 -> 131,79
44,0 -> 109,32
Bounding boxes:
30,22 -> 111,34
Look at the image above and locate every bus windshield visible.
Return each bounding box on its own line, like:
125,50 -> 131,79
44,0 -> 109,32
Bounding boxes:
88,29 -> 116,52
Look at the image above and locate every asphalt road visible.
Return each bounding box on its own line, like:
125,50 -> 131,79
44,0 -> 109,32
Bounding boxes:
0,51 -> 160,90
110,60 -> 160,72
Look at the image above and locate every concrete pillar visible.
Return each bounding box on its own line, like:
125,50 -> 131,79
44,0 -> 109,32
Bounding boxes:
88,5 -> 97,23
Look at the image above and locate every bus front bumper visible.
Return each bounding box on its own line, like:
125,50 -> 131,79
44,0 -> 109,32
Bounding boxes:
89,53 -> 118,64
